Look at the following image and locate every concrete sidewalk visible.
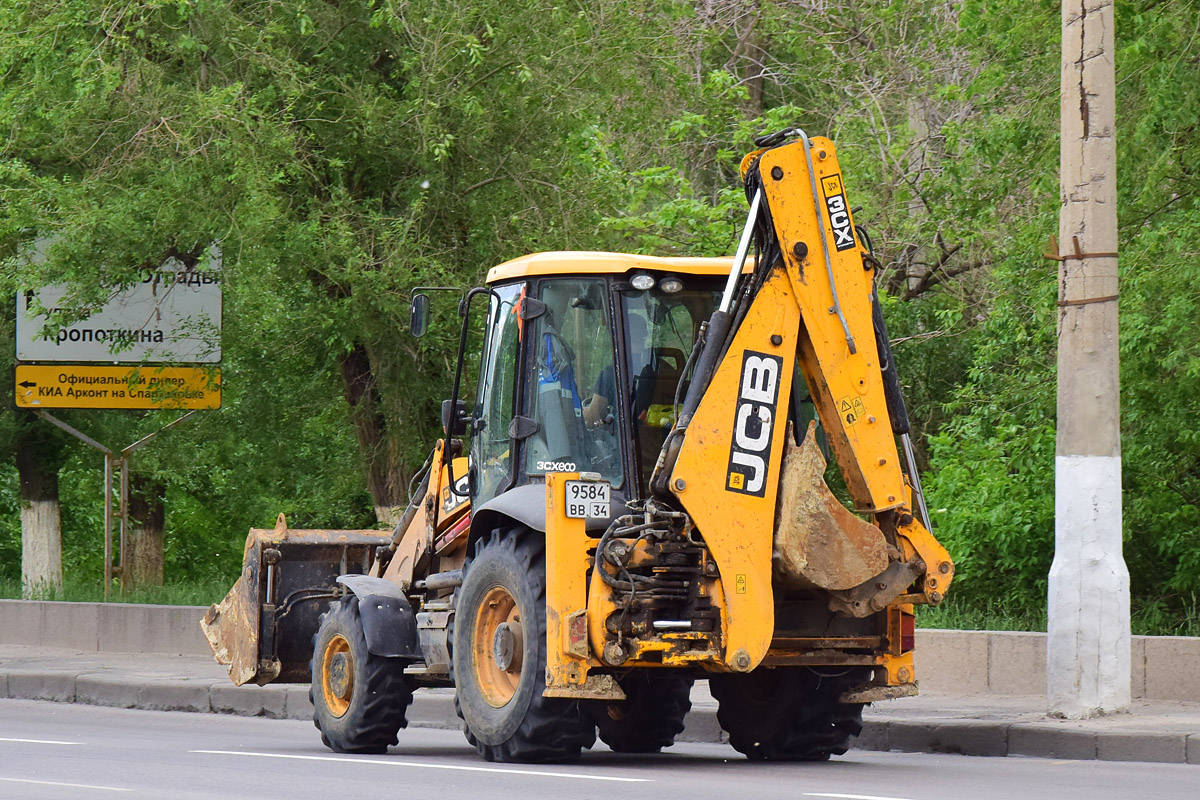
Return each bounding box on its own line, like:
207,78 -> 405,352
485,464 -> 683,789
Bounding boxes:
2,645 -> 1198,765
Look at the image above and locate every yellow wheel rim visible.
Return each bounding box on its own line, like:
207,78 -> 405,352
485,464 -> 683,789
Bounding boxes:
321,633 -> 354,718
605,702 -> 630,722
473,585 -> 524,708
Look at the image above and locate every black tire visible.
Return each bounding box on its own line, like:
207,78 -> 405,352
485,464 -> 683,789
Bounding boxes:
588,672 -> 693,753
709,667 -> 866,761
310,596 -> 414,754
453,527 -> 596,762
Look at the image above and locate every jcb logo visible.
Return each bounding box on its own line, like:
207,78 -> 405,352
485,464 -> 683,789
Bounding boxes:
726,351 -> 783,497
441,474 -> 470,513
821,174 -> 856,252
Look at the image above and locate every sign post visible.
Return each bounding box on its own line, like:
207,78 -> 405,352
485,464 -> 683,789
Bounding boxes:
35,410 -> 198,597
16,254 -> 223,597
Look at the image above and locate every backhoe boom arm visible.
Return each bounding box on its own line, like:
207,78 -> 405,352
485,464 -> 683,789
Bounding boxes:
658,133 -> 953,671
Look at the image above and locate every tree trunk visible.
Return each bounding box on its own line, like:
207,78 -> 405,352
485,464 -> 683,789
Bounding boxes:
126,474 -> 165,588
340,343 -> 410,524
903,96 -> 931,297
16,427 -> 63,598
1048,0 -> 1128,718
730,3 -> 765,117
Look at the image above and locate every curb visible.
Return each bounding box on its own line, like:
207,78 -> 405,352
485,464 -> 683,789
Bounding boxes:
5,669 -> 1198,765
4,669 -> 313,721
858,717 -> 1200,765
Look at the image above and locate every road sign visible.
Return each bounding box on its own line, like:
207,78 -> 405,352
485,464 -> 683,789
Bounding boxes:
17,254 -> 222,363
15,365 -> 221,410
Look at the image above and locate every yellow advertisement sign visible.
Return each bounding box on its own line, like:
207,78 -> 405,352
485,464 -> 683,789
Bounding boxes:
15,365 -> 221,410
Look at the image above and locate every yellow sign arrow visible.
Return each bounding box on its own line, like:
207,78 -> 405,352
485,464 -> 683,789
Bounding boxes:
15,365 -> 221,410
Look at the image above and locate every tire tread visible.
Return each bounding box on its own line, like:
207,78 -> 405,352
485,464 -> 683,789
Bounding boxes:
310,596 -> 414,754
710,667 -> 866,761
454,527 -> 596,763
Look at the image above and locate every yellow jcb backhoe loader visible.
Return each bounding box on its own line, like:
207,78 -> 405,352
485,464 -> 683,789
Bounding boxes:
202,129 -> 953,763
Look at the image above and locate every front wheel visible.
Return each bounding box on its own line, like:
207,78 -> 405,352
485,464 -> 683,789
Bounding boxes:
453,528 -> 596,762
310,596 -> 414,754
710,667 -> 866,761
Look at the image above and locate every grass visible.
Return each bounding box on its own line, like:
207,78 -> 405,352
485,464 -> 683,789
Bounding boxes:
1129,594 -> 1200,638
918,596 -> 1200,637
0,575 -> 235,607
917,599 -> 1047,632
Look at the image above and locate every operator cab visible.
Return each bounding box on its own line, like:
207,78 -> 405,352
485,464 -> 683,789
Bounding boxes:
467,253 -> 732,515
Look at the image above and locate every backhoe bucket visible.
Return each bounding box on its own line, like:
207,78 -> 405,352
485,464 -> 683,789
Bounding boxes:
773,422 -> 889,592
201,514 -> 391,686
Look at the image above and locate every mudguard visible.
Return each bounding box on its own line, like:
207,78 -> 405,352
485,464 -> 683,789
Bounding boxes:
469,482 -> 628,550
336,575 -> 422,659
470,483 -> 548,536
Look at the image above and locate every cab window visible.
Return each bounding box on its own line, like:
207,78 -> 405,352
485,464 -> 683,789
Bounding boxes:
621,279 -> 722,493
525,278 -> 623,486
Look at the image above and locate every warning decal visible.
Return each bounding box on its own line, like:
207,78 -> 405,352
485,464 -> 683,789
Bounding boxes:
838,395 -> 866,426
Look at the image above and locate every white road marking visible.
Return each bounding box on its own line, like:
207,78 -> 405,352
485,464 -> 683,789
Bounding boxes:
191,750 -> 652,783
804,794 -> 918,800
0,737 -> 82,745
0,777 -> 131,792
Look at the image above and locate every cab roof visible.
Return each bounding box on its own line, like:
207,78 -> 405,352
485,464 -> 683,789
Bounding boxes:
486,251 -> 752,284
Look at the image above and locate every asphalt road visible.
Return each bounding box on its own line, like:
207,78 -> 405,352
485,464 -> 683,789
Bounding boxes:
1,699 -> 1197,800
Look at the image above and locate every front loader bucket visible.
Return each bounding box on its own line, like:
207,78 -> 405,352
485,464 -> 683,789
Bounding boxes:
201,514 -> 391,686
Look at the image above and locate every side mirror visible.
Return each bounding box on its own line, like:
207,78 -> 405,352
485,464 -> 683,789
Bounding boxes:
441,398 -> 471,437
410,294 -> 430,337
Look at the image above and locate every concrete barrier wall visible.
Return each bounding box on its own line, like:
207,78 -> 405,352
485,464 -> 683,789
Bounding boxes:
2,600 -> 1197,700
0,600 -> 211,657
915,629 -> 1200,702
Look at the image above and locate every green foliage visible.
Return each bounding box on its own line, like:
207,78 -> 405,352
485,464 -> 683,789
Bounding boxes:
921,0 -> 1200,623
0,0 -> 665,589
920,595 -> 1200,638
0,0 -> 1198,638
0,466 -> 19,581
924,235 -> 1060,614
1130,594 -> 1200,638
918,598 -> 1047,633
0,574 -> 234,606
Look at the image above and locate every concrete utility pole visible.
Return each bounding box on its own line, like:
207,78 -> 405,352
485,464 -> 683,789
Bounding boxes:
1048,0 -> 1129,718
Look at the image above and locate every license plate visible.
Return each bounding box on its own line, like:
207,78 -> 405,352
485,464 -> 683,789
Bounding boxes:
564,480 -> 610,520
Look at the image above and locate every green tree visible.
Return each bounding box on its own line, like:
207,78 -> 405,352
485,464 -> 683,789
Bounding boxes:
0,0 -> 689,592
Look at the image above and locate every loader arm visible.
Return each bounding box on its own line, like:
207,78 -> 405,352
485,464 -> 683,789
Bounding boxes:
202,439 -> 471,686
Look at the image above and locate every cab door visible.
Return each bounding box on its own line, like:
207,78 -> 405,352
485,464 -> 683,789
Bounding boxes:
522,277 -> 624,490
471,283 -> 525,506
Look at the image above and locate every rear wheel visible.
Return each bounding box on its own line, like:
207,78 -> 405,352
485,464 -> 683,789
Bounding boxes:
453,527 -> 596,762
310,596 -> 414,754
588,672 -> 693,753
710,667 -> 866,761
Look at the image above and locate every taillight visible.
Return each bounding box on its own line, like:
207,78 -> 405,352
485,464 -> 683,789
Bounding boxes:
900,610 -> 916,653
